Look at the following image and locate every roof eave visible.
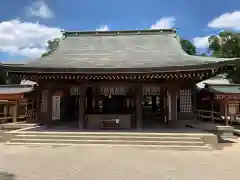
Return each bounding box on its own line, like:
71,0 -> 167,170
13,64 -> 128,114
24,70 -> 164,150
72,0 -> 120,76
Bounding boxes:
2,62 -> 236,74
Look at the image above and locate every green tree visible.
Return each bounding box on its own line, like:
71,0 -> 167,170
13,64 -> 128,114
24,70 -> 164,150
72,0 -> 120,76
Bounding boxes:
42,38 -> 60,57
180,39 -> 196,55
208,31 -> 240,58
208,31 -> 240,83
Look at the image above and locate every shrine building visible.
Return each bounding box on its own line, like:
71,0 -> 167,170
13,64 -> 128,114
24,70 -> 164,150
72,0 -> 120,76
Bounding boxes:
1,29 -> 236,129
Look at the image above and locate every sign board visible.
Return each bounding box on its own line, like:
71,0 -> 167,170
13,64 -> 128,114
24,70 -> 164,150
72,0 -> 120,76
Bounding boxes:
100,86 -> 126,95
52,96 -> 61,120
70,87 -> 81,96
228,104 -> 238,115
143,86 -> 161,95
41,90 -> 48,113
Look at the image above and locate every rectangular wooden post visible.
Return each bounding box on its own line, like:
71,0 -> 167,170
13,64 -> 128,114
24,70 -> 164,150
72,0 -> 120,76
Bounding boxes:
13,101 -> 19,123
4,104 -> 8,120
136,84 -> 143,129
159,88 -> 165,121
79,86 -> 87,129
36,91 -> 42,123
224,102 -> 228,126
167,88 -> 178,124
46,90 -> 53,127
192,86 -> 197,116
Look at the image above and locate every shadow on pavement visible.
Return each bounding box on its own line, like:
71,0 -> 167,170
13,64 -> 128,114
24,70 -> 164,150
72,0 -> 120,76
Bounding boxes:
0,172 -> 16,180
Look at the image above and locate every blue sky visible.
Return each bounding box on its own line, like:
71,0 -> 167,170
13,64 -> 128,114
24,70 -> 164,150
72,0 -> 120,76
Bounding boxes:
0,0 -> 239,62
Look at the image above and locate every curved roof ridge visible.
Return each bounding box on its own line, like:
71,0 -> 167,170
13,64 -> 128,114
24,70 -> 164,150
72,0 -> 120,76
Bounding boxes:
62,29 -> 177,37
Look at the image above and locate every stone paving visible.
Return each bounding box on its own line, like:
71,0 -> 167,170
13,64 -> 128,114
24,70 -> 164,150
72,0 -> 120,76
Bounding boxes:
0,141 -> 240,180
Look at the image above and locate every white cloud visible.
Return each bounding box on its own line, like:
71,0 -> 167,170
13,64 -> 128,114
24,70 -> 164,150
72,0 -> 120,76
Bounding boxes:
96,25 -> 109,31
0,19 -> 61,58
208,11 -> 240,30
193,36 -> 210,48
26,1 -> 54,19
150,17 -> 176,29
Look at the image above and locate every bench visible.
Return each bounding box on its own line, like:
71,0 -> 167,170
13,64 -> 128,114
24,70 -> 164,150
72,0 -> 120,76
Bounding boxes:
100,119 -> 120,129
17,115 -> 28,122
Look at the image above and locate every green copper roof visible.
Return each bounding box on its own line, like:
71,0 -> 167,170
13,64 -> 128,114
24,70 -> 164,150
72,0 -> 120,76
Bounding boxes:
0,85 -> 34,94
207,84 -> 240,94
3,29 -> 237,73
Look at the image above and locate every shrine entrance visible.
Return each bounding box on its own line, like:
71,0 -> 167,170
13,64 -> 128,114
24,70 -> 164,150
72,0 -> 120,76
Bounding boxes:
60,87 -> 81,127
142,86 -> 168,128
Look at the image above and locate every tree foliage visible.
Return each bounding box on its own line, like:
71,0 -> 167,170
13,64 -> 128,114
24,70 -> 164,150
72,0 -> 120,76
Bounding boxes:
208,31 -> 240,58
208,31 -> 240,83
180,39 -> 196,55
42,38 -> 60,57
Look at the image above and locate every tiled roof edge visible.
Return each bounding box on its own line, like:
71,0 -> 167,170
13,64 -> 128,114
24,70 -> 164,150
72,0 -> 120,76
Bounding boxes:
61,29 -> 177,37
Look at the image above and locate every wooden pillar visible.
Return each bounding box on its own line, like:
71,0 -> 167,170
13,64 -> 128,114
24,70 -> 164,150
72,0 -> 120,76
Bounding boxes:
46,90 -> 53,126
86,87 -> 93,112
192,86 -> 197,115
13,100 -> 19,123
79,86 -> 87,129
168,88 -> 178,122
224,101 -> 228,126
136,84 -> 143,129
159,88 -> 166,123
4,104 -> 8,119
35,91 -> 42,123
152,95 -> 157,112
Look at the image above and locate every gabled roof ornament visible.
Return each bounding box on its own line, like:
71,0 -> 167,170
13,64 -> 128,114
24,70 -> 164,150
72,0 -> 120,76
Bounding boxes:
172,28 -> 177,33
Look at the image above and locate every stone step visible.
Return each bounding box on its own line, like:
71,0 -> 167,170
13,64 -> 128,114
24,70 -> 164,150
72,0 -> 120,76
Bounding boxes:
14,134 -> 202,141
10,131 -> 210,138
5,142 -> 213,151
9,138 -> 205,146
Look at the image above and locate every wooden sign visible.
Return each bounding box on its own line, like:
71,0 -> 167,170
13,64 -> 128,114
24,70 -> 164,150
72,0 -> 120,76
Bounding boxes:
41,90 -> 48,113
70,87 -> 81,96
52,96 -> 61,120
100,86 -> 126,95
228,104 -> 238,115
143,86 -> 161,95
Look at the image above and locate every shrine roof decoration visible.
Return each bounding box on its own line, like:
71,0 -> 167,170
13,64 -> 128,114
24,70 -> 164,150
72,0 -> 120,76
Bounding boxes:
2,29 -> 237,74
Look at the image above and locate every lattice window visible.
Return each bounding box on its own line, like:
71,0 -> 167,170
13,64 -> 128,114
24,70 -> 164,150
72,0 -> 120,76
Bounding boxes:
179,89 -> 192,112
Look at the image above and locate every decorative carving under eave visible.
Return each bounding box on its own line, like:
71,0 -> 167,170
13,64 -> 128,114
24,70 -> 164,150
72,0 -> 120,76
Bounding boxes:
10,72 -> 211,81
7,66 -> 232,81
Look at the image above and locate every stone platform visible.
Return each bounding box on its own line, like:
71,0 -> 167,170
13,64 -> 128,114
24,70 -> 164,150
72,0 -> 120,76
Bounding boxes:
1,125 -> 218,151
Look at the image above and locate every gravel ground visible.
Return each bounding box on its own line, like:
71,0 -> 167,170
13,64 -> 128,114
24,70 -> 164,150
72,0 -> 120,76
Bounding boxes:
0,141 -> 240,180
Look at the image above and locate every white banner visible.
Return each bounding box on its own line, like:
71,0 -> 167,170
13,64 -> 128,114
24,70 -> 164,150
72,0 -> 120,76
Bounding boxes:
52,96 -> 61,120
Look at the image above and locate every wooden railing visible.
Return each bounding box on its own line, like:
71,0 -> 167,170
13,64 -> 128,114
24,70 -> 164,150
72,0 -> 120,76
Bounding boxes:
196,109 -> 222,122
196,109 -> 240,125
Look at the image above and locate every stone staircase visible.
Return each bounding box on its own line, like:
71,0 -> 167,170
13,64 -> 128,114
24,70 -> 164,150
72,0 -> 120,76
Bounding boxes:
4,131 -> 217,150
